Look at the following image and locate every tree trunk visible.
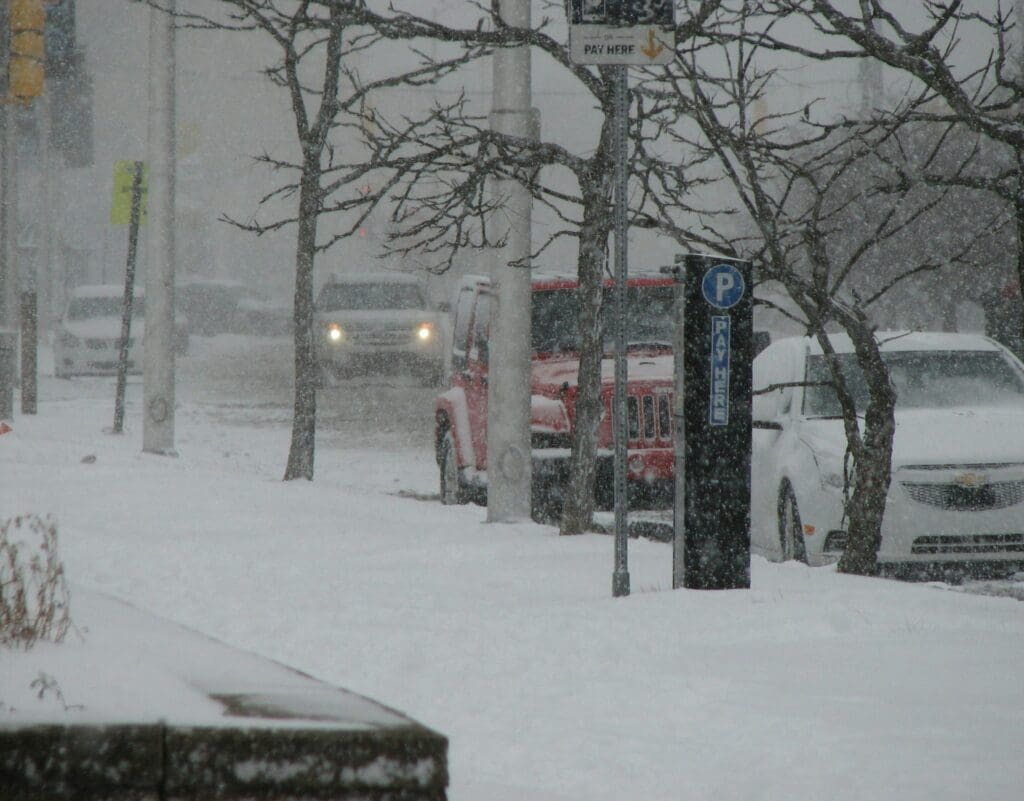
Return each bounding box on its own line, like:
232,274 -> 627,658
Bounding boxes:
1014,150 -> 1024,350
283,167 -> 321,481
837,329 -> 897,575
560,180 -> 612,535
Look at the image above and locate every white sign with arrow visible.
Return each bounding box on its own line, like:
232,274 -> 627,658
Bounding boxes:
568,0 -> 676,66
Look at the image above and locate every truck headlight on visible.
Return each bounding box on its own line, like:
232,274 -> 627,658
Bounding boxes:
326,323 -> 345,343
415,322 -> 434,342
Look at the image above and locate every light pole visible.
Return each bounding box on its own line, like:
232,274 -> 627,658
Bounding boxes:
143,0 -> 176,455
486,0 -> 537,523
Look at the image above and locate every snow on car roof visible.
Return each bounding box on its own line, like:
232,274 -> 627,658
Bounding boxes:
777,331 -> 1005,355
70,284 -> 142,299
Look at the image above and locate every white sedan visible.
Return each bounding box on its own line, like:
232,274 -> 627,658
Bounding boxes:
752,331 -> 1024,578
53,284 -> 188,378
54,285 -> 145,377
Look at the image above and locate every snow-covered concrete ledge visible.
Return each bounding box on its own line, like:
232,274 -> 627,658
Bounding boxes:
0,590 -> 448,800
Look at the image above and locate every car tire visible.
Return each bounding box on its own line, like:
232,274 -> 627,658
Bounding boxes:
778,482 -> 809,563
439,430 -> 470,505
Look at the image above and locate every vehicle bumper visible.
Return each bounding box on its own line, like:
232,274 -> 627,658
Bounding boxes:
800,469 -> 1024,570
55,343 -> 142,376
533,447 -> 674,510
317,341 -> 442,373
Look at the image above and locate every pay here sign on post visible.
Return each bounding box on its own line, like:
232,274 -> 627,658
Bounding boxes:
568,0 -> 676,65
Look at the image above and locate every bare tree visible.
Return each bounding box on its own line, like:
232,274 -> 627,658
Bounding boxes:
768,0 -> 1024,344
164,1 -> 480,481
633,1 -> 992,574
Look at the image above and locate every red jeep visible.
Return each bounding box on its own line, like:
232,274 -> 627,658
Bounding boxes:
434,273 -> 677,513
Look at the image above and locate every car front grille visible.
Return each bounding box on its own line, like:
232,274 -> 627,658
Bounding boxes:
341,323 -> 412,346
902,481 -> 1024,511
86,338 -> 133,350
911,533 -> 1024,555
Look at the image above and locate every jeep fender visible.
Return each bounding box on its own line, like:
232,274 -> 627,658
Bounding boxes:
435,387 -> 475,469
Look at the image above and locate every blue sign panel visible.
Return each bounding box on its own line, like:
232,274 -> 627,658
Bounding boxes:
701,263 -> 745,310
709,316 -> 730,426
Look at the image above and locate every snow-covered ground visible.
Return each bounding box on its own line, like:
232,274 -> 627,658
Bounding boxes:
2,336 -> 1023,801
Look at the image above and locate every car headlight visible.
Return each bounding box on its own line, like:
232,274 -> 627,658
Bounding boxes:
415,322 -> 434,342
326,323 -> 345,343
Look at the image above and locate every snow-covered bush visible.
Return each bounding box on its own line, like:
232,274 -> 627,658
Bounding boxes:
1,515 -> 71,648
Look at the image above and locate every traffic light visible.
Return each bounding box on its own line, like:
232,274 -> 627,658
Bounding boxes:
9,0 -> 45,101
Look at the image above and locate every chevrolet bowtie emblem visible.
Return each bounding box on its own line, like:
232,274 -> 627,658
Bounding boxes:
953,472 -> 988,488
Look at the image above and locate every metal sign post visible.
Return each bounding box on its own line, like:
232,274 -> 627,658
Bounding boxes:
672,254 -> 754,590
569,1 -> 675,598
610,64 -> 630,598
112,161 -> 145,435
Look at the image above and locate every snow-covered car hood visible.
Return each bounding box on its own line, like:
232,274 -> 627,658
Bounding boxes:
531,353 -> 673,392
61,317 -> 144,339
797,406 -> 1024,467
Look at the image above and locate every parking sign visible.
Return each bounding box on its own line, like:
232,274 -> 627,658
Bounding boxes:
568,0 -> 676,65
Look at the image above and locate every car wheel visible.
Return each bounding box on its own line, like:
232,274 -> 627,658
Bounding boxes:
439,430 -> 469,505
778,482 -> 809,563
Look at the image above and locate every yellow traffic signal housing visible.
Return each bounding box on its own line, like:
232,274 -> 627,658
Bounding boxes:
9,0 -> 46,101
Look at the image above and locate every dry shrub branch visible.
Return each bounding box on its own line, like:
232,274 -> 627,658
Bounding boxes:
1,515 -> 71,648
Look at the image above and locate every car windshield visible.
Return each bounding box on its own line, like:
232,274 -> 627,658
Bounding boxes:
317,282 -> 425,311
531,285 -> 675,354
803,350 -> 1024,416
67,296 -> 143,320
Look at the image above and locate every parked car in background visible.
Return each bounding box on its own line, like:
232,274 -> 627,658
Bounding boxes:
752,331 -> 1024,578
434,273 -> 677,515
53,284 -> 188,378
178,278 -> 289,337
315,271 -> 446,385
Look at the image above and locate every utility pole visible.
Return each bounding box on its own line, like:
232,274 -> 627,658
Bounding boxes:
0,104 -> 16,422
486,0 -> 537,522
143,0 -> 177,455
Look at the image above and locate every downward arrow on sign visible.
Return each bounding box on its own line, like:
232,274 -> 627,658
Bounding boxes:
641,29 -> 664,60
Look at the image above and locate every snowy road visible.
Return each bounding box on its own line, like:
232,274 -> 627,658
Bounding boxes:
177,334 -> 438,453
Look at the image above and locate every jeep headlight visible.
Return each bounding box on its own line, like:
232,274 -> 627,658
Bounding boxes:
326,323 -> 345,343
415,322 -> 434,342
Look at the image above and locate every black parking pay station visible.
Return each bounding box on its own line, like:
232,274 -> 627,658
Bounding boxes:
671,254 -> 753,590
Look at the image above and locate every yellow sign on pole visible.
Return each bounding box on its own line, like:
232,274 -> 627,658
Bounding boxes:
111,160 -> 148,225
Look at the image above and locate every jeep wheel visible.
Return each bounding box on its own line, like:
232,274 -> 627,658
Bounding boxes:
439,431 -> 469,505
778,481 -> 808,563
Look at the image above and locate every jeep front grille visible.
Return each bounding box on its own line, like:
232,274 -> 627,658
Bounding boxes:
618,392 -> 673,445
902,481 -> 1024,511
